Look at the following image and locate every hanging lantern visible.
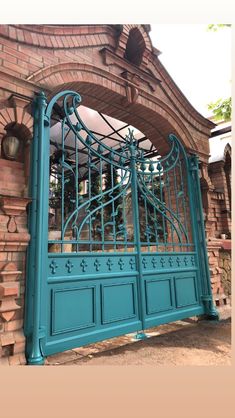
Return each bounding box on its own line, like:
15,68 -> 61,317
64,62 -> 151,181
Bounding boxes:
2,134 -> 20,160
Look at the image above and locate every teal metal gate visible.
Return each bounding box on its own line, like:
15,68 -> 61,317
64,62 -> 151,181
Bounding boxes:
25,91 -> 218,365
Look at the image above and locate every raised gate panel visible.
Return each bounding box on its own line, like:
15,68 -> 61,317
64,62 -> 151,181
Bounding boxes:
101,280 -> 137,324
25,90 -> 216,364
145,277 -> 174,315
174,275 -> 198,308
51,286 -> 96,335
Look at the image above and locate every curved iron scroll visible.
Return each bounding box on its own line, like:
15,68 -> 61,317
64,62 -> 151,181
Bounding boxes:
47,91 -> 193,252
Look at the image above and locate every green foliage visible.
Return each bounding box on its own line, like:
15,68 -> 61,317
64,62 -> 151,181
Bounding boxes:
50,175 -> 82,212
89,171 -> 102,237
104,164 -> 123,224
90,171 -> 101,217
208,97 -> 231,121
207,24 -> 231,31
206,24 -> 231,122
90,172 -> 101,203
138,177 -> 164,242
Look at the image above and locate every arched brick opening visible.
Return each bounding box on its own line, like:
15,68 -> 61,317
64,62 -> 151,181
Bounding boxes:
224,144 -> 231,214
51,82 -> 195,156
29,64 -> 197,156
124,28 -> 146,66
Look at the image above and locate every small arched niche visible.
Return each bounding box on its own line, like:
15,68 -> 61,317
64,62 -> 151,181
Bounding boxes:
124,28 -> 146,66
224,144 -> 231,213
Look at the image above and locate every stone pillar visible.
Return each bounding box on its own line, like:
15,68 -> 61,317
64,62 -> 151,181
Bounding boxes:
0,94 -> 33,365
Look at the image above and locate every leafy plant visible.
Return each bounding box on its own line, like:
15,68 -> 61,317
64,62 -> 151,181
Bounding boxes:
207,24 -> 231,122
208,97 -> 231,122
207,24 -> 231,31
104,164 -> 123,226
49,175 -> 82,214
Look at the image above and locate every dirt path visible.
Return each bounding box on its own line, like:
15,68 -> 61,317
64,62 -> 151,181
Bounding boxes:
46,306 -> 231,366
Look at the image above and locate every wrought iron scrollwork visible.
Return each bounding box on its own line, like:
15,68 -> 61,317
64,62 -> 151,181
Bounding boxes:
47,91 -> 193,253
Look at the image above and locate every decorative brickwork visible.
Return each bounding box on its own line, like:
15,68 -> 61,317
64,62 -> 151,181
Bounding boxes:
0,24 -> 231,364
219,250 -> 231,298
199,140 -> 231,305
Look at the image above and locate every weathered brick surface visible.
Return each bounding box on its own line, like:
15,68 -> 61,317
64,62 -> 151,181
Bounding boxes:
0,24 -> 214,159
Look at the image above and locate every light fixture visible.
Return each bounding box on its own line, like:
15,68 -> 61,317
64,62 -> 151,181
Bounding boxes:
1,133 -> 20,161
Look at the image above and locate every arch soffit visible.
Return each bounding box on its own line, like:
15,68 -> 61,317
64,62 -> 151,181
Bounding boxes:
27,62 -> 197,151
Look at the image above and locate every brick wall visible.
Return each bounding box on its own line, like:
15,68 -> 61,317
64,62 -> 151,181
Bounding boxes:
200,146 -> 232,304
0,160 -> 30,365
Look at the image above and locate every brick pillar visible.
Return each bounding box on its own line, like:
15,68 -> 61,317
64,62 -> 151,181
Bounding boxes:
207,239 -> 231,306
0,95 -> 33,365
200,162 -> 214,239
208,160 -> 231,237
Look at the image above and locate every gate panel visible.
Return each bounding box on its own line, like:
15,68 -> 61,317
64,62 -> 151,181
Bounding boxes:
25,90 -> 218,364
44,252 -> 142,355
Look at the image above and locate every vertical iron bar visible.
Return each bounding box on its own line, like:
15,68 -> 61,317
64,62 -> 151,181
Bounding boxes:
158,168 -> 167,249
61,119 -> 65,253
151,174 -> 159,251
27,91 -> 48,365
188,155 -> 218,318
130,142 -> 146,329
24,97 -> 39,352
88,149 -> 92,252
178,158 -> 188,241
142,175 -> 150,251
75,131 -> 79,252
100,158 -> 104,251
122,167 -> 127,251
111,160 -> 116,251
165,170 -> 174,249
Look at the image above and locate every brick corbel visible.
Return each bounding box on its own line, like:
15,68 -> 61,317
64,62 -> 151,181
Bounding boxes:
0,196 -> 31,234
0,262 -> 21,322
0,232 -> 30,252
0,94 -> 33,139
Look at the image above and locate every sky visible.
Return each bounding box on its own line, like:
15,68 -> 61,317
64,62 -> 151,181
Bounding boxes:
149,24 -> 231,118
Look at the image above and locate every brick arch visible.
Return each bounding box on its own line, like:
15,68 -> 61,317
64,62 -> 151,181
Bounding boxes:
28,62 -> 197,154
116,24 -> 153,65
0,106 -> 33,139
223,143 -> 231,162
223,143 -> 231,213
0,107 -> 33,181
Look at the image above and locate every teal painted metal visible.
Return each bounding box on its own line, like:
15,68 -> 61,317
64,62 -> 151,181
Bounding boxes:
135,331 -> 148,340
24,90 -> 218,364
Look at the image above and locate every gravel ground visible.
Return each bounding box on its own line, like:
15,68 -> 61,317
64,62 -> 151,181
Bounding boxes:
46,305 -> 231,366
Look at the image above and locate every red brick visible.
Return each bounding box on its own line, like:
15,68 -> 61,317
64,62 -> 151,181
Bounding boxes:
1,51 -> 17,64
0,356 -> 9,365
13,341 -> 25,355
0,331 -> 15,346
3,60 -> 29,77
4,319 -> 23,332
0,26 -> 9,37
8,354 -> 21,365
